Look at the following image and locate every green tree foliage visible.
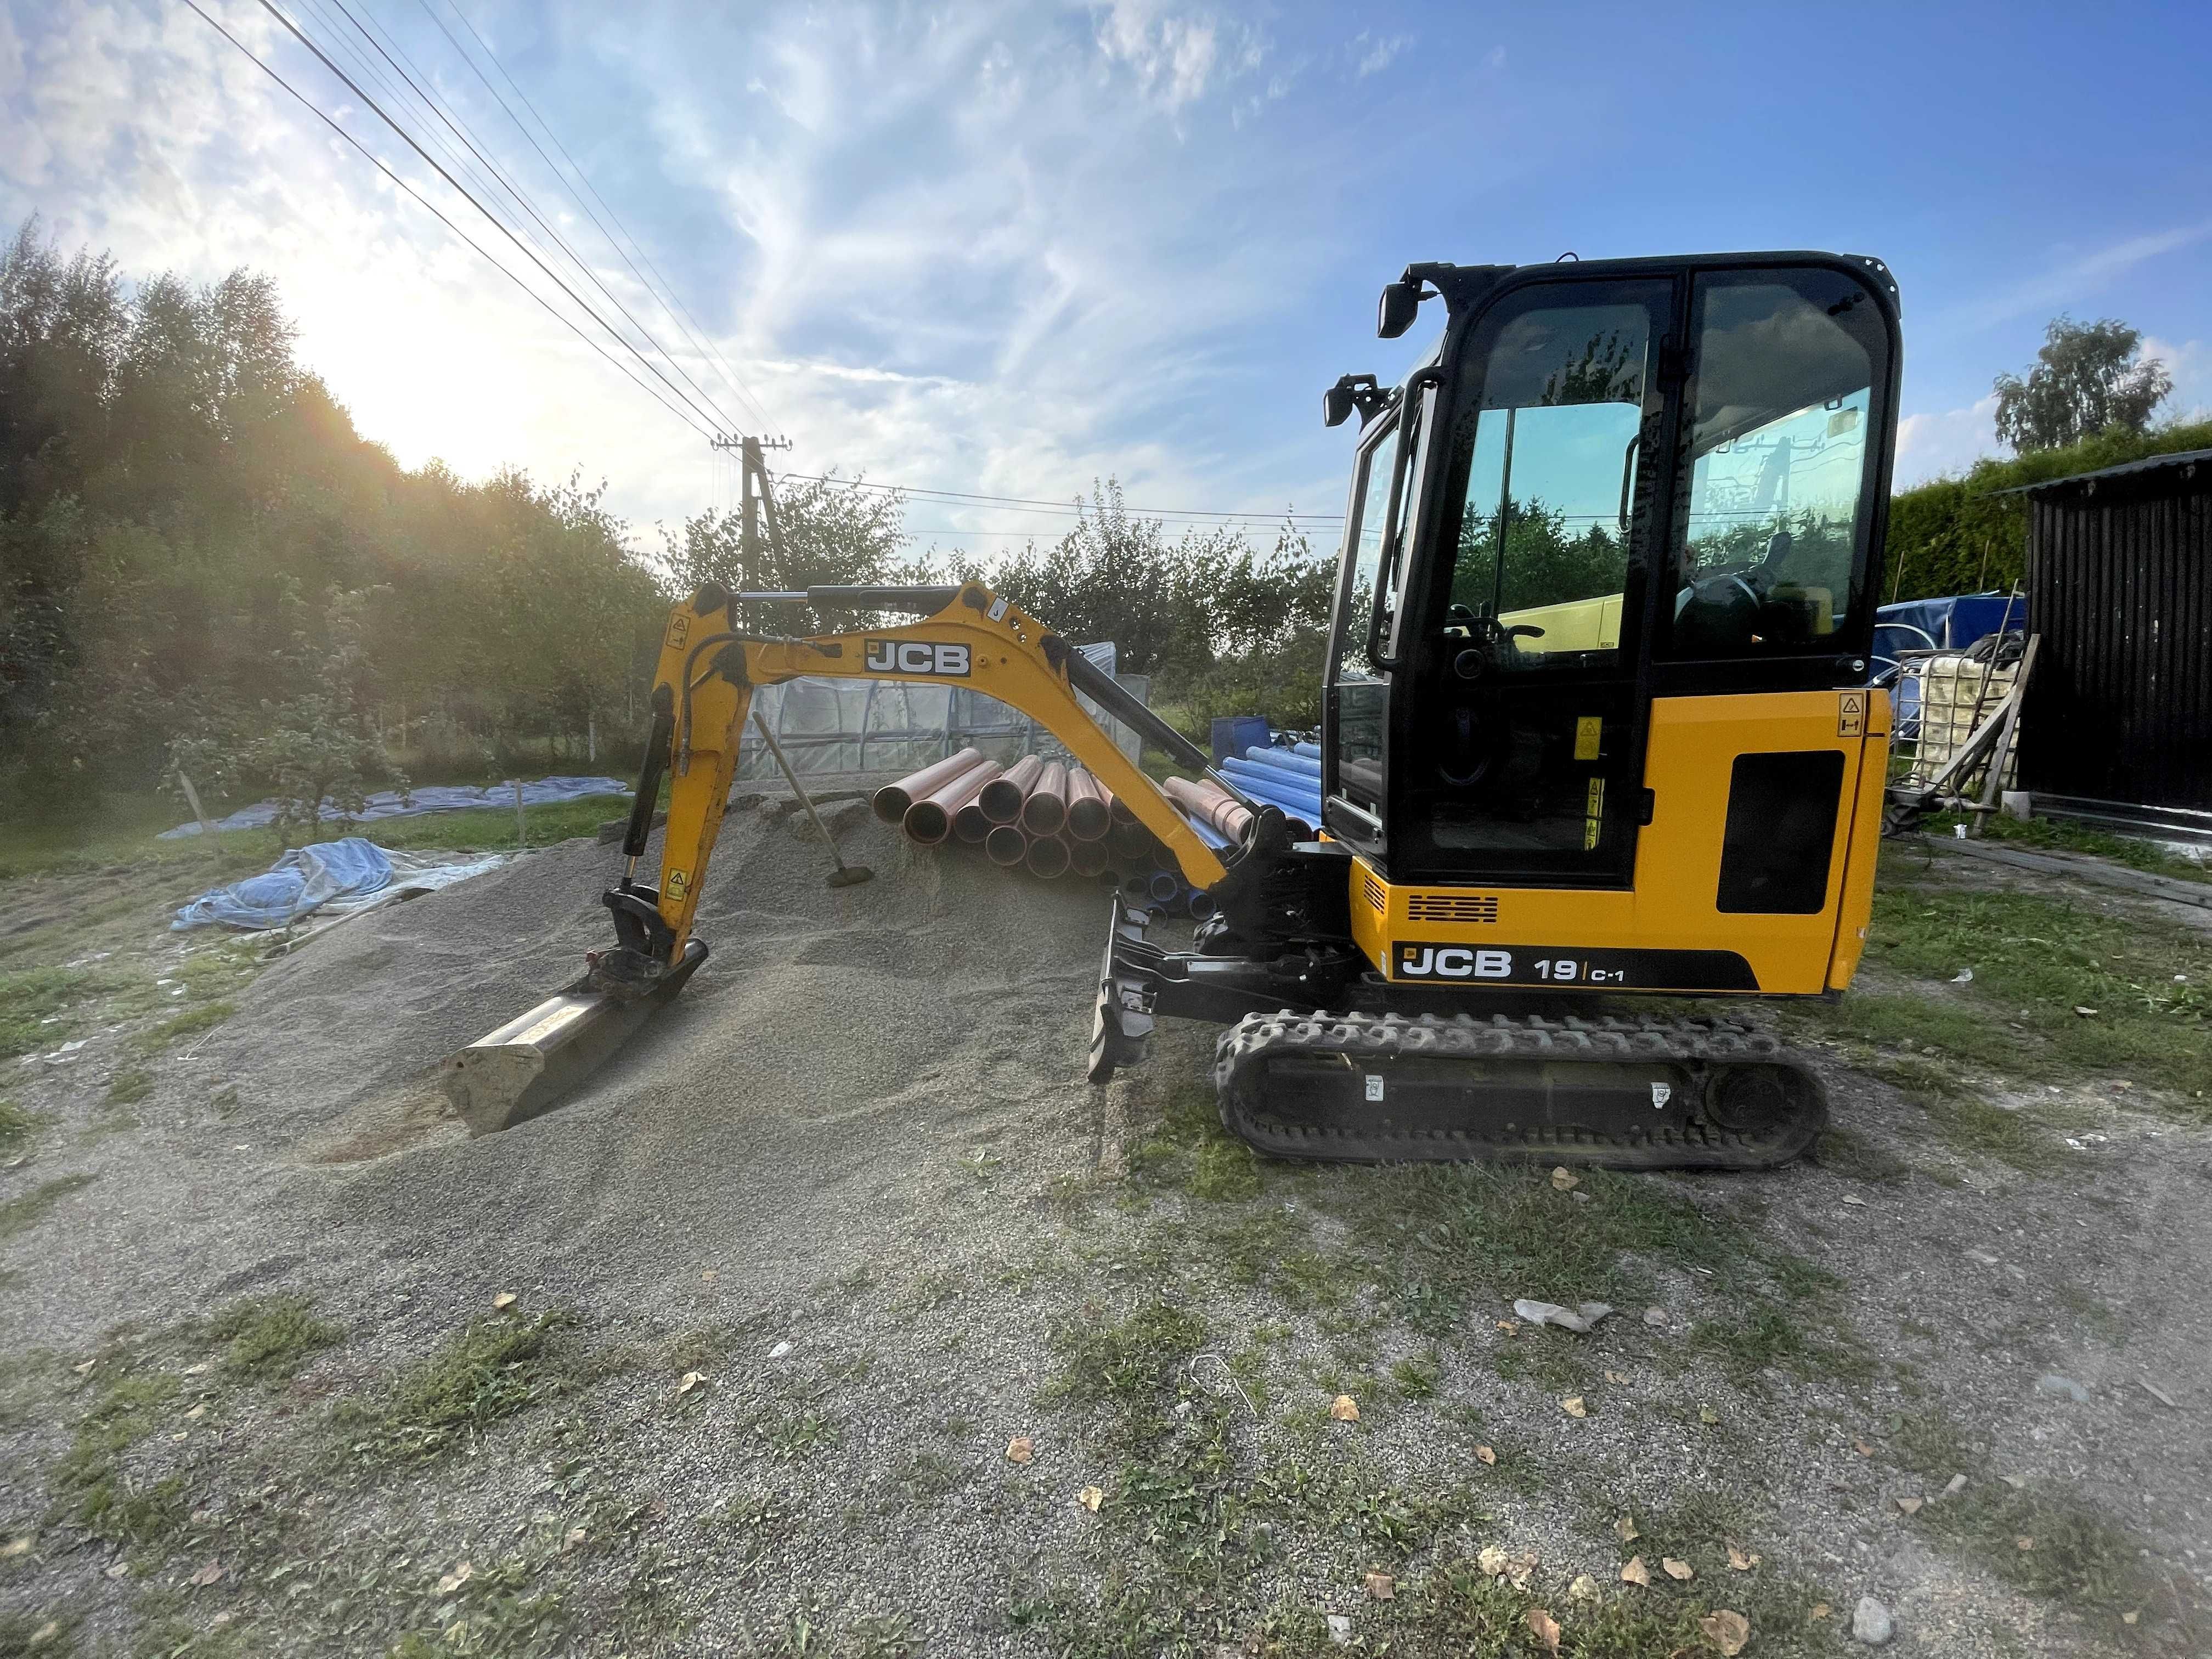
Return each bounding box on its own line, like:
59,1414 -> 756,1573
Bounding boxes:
1883,416 -> 2212,602
1452,499 -> 1626,614
980,483 -> 1336,730
1993,316 -> 2172,453
0,220 -> 668,822
662,472 -> 933,633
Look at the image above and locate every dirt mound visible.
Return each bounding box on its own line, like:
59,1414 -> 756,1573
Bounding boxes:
195,807 -> 1113,1164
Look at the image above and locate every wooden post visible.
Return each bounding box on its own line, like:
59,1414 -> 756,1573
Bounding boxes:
514,777 -> 527,847
177,770 -> 218,842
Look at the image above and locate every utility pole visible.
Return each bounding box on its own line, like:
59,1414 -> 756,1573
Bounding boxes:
709,433 -> 792,590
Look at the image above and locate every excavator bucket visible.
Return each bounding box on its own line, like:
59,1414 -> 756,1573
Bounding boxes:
442,940 -> 708,1136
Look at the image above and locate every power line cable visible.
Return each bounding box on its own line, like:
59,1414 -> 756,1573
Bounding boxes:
182,0 -> 713,439
250,0 -> 733,438
430,0 -> 777,433
325,0 -> 751,438
770,469 -> 1346,522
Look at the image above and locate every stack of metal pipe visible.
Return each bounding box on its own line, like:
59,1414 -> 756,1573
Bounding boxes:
870,748 -> 1224,915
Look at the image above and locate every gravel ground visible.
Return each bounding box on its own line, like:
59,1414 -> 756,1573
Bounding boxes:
1,814 -> 2207,1657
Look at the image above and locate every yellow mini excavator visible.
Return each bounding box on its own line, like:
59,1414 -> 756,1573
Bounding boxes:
446,248 -> 1904,1169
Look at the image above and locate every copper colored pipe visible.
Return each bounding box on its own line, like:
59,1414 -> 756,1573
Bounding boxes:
1064,769 -> 1111,841
904,758 -> 999,845
1108,819 -> 1159,864
953,798 -> 995,843
985,823 -> 1028,867
874,747 -> 985,823
1067,836 -> 1108,878
979,754 -> 1044,823
1025,833 -> 1071,879
1019,761 -> 1069,835
1164,775 -> 1253,841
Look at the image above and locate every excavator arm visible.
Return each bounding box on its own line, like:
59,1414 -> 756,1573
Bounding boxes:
613,580 -> 1231,971
442,580 -> 1257,1135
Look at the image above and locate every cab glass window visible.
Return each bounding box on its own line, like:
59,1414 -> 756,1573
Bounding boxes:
1446,281 -> 1668,674
1325,407 -> 1403,805
1665,268 -> 1889,659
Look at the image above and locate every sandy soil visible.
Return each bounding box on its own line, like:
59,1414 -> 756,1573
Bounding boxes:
1,810 -> 2206,1657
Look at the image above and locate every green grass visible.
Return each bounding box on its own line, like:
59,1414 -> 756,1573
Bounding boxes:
210,1294 -> 343,1381
103,1066 -> 154,1106
126,1000 -> 234,1056
0,967 -> 117,1060
0,1174 -> 95,1242
1855,881 -> 2211,1098
1932,808 -> 2212,883
0,789 -> 635,884
49,1369 -> 188,1551
1047,1300 -> 1207,1407
1886,1410 -> 2161,1623
336,1312 -> 573,1462
0,1097 -> 49,1150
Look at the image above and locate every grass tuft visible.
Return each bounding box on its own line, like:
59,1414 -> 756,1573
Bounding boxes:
128,1001 -> 234,1056
337,1312 -> 572,1462
210,1293 -> 343,1381
0,967 -> 117,1060
0,1097 -> 49,1150
0,1174 -> 96,1242
1048,1300 -> 1206,1407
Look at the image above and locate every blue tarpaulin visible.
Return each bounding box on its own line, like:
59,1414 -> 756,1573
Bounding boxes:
1874,593 -> 2025,662
158,775 -> 630,839
171,838 -> 510,932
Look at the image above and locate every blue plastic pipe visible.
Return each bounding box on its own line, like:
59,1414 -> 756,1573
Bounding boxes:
1219,763 -> 1323,816
1239,744 -> 1322,780
1292,741 -> 1321,759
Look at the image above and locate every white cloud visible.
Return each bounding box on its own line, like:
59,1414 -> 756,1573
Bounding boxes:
1352,31 -> 1411,77
2,0 -> 1353,550
1894,394 -> 2000,487
2139,334 -> 2212,425
1094,1 -> 1221,111
1894,333 -> 2210,490
1931,221 -> 2212,336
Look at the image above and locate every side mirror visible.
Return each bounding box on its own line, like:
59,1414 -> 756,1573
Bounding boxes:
1377,280 -> 1423,339
1323,385 -> 1355,427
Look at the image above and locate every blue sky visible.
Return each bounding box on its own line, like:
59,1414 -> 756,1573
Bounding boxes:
4,1 -> 2208,556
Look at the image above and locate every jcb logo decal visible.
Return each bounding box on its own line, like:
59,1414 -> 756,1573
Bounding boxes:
1398,945 -> 1513,980
866,639 -> 971,676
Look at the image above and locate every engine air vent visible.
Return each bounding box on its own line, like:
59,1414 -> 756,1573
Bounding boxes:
1361,870 -> 1387,913
1407,892 -> 1499,924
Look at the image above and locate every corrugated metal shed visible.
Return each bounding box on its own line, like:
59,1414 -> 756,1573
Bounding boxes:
2017,450 -> 2212,810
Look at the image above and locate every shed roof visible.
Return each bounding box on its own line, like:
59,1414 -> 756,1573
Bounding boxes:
2000,445 -> 2212,498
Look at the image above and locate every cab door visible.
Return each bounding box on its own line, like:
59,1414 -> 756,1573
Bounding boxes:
1320,387 -> 1414,851
1391,276 -> 1677,888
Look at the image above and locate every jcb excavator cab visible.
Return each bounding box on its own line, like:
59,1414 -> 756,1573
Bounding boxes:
1319,252 -> 1900,985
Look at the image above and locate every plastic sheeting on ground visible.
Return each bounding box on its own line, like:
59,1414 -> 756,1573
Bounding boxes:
171,838 -> 510,932
158,775 -> 630,839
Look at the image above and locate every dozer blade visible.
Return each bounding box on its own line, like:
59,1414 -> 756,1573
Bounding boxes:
442,940 -> 708,1136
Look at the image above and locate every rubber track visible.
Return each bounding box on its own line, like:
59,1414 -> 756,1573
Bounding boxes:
1212,1009 -> 1827,1170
